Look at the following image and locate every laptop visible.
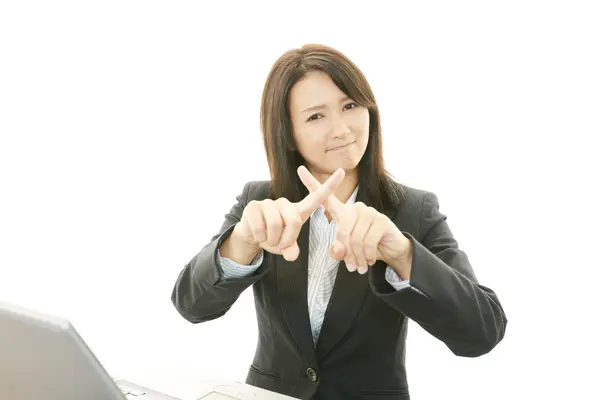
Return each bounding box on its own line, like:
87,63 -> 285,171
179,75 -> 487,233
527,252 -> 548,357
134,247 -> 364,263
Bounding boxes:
0,301 -> 299,400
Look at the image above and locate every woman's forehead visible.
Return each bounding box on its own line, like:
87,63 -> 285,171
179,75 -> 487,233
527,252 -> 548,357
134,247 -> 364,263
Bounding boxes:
290,72 -> 348,111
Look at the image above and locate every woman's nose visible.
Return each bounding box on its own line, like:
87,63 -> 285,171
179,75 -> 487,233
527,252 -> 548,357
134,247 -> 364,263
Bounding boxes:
331,114 -> 350,138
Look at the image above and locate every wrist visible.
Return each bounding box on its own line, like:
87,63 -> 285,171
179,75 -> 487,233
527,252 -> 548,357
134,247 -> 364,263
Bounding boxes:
389,237 -> 413,280
231,224 -> 261,250
220,224 -> 262,265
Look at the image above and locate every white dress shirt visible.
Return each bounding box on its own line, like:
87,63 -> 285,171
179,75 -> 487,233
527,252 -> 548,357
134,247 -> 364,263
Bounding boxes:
218,185 -> 412,344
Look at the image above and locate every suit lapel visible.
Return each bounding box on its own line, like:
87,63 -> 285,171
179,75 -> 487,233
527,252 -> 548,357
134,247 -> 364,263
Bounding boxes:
276,185 -> 398,364
276,221 -> 318,366
315,186 -> 397,361
314,258 -> 370,361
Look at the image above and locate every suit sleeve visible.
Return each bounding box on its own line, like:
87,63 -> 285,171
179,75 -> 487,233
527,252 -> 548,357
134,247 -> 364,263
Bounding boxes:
170,182 -> 271,323
383,266 -> 412,291
218,249 -> 264,279
369,192 -> 508,357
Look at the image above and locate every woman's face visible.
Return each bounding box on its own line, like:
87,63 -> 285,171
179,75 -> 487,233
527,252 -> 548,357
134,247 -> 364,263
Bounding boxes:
289,71 -> 369,179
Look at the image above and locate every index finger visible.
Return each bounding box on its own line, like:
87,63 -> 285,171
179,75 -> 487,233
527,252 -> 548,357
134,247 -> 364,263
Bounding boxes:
296,168 -> 345,220
297,165 -> 346,220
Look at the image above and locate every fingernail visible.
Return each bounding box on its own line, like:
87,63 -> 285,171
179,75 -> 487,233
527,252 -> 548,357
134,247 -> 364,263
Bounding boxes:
358,266 -> 368,274
333,243 -> 342,253
346,263 -> 356,272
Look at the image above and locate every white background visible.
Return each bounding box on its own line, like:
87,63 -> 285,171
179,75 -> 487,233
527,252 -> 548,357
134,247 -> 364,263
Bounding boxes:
1,1 -> 599,399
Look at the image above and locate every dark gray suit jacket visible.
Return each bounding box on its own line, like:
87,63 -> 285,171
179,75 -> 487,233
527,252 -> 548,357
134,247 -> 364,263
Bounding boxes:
171,181 -> 507,399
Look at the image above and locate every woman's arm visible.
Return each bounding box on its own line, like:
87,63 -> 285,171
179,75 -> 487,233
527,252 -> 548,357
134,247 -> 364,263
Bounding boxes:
369,192 -> 508,357
171,182 -> 271,323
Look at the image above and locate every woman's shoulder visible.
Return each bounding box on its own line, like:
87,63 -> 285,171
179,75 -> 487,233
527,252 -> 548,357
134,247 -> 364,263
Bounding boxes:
388,180 -> 439,213
240,180 -> 272,201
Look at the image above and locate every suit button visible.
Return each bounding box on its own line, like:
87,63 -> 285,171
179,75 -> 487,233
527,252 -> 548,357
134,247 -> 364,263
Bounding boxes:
306,367 -> 318,382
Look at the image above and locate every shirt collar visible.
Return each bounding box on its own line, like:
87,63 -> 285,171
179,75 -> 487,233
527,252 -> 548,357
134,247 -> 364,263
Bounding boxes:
346,184 -> 359,205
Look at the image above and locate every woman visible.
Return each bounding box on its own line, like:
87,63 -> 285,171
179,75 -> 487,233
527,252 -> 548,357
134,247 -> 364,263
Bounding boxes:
171,44 -> 507,399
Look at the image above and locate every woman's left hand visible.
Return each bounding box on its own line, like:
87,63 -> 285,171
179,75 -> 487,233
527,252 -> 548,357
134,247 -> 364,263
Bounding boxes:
298,166 -> 412,276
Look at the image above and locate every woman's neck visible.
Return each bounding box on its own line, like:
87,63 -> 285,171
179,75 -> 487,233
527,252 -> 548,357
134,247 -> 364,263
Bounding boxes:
312,167 -> 359,204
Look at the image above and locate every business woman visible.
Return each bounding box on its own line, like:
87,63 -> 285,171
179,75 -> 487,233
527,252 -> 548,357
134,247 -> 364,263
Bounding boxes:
171,44 -> 507,399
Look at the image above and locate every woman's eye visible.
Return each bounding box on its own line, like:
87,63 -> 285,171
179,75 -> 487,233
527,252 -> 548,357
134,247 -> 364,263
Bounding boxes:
307,103 -> 357,122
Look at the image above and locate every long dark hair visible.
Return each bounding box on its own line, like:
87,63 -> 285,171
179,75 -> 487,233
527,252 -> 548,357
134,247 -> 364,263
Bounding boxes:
260,44 -> 405,211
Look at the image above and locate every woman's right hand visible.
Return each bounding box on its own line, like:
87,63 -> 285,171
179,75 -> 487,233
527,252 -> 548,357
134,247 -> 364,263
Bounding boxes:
233,168 -> 345,261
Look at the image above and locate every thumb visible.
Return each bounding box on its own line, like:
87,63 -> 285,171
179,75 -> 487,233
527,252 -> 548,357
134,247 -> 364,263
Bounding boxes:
281,241 -> 300,262
328,240 -> 346,260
